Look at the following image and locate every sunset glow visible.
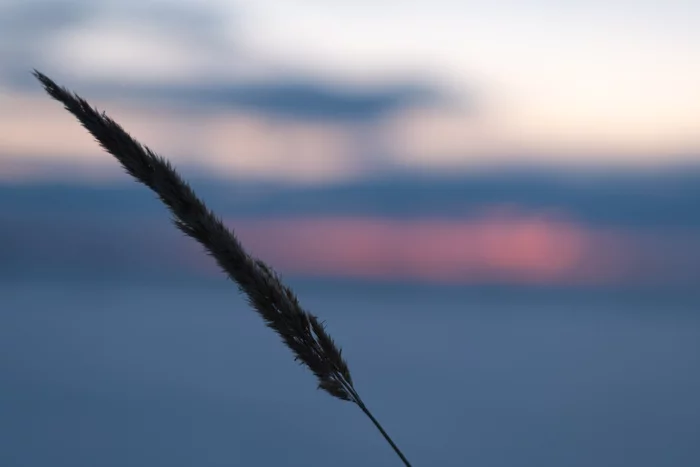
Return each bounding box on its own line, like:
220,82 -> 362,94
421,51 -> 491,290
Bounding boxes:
204,214 -> 635,285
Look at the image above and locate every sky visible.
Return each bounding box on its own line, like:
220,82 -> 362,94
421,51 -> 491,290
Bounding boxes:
1,0 -> 699,287
1,0 -> 699,181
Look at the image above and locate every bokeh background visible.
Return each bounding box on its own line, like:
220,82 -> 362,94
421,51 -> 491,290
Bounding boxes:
2,1 -> 699,466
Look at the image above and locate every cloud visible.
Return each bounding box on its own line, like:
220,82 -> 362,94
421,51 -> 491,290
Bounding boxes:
3,168 -> 700,229
98,79 -> 439,121
2,205 -> 698,287
0,0 -> 238,87
0,0 -> 87,38
230,215 -> 626,285
1,165 -> 699,287
0,0 -> 448,122
0,0 -> 89,86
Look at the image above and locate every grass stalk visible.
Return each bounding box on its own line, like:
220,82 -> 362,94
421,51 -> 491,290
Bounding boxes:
32,69 -> 412,467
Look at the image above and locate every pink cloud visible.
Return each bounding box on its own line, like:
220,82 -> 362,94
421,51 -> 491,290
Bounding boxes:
194,212 -> 635,285
6,207 -> 693,286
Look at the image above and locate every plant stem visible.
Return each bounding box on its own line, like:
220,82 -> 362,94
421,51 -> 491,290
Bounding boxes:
334,375 -> 412,466
355,396 -> 413,467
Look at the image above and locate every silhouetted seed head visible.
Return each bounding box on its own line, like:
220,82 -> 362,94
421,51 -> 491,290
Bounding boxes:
31,69 -> 356,403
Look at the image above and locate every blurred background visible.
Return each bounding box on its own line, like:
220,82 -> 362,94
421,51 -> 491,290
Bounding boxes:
1,1 -> 699,466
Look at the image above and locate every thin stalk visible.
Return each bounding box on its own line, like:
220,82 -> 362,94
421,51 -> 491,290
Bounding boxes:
340,379 -> 412,467
356,398 -> 413,467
